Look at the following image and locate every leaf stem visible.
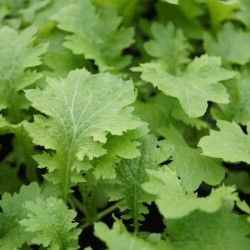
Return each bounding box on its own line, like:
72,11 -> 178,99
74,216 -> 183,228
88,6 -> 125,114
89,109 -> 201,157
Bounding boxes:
78,203 -> 119,229
69,194 -> 88,215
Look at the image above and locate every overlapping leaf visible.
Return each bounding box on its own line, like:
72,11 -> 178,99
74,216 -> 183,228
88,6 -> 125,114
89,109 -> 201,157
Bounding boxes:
0,26 -> 47,123
199,120 -> 250,163
212,70 -> 250,124
166,206 -> 250,250
159,126 -> 224,191
135,55 -> 235,117
142,168 -> 237,219
107,135 -> 173,229
144,22 -> 191,74
20,197 -> 80,249
53,0 -> 134,71
204,22 -> 250,65
24,69 -> 142,199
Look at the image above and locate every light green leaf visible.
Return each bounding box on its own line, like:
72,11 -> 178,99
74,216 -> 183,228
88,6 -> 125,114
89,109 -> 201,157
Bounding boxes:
53,0 -> 134,71
0,183 -> 52,250
0,26 -> 47,123
135,55 -> 235,117
212,70 -> 250,124
159,126 -> 224,191
92,125 -> 148,180
199,120 -> 250,164
107,135 -> 173,228
95,220 -> 163,250
200,0 -> 240,30
167,206 -> 250,250
161,0 -> 179,4
204,22 -> 250,65
24,69 -> 142,199
142,168 -> 237,219
144,22 -> 191,74
20,197 -> 80,250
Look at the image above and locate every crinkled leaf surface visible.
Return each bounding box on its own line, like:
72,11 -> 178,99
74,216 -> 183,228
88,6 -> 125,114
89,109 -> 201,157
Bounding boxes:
20,197 -> 80,250
144,22 -> 191,74
167,206 -> 250,250
136,55 -> 235,117
204,22 -> 250,65
92,125 -> 148,179
199,120 -> 250,164
159,126 -> 224,191
53,0 -> 134,71
0,26 -> 47,123
107,135 -> 173,226
142,168 -> 237,219
24,69 -> 142,199
212,70 -> 250,124
0,183 -> 49,249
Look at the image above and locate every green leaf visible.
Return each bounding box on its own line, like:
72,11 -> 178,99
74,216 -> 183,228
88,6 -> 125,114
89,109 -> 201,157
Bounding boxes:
212,70 -> 250,125
142,168 -> 237,219
155,1 -> 204,39
204,22 -> 250,65
53,0 -> 134,71
20,197 -> 80,250
95,220 -> 160,250
92,125 -> 148,180
0,183 -> 49,249
200,0 -> 240,30
144,22 -> 191,74
199,120 -> 250,163
107,135 -> 173,230
24,69 -> 142,200
159,126 -> 224,191
0,26 -> 47,123
161,0 -> 179,4
135,55 -> 235,117
166,206 -> 250,250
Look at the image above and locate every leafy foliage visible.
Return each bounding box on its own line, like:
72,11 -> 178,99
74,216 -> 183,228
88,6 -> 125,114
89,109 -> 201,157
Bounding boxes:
53,0 -> 134,71
1,0 -> 250,249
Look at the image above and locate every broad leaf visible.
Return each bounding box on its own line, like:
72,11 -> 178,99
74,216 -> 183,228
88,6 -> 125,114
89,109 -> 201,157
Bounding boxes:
199,120 -> 250,164
204,22 -> 250,65
166,206 -> 250,250
144,22 -> 191,74
135,55 -> 235,117
107,135 -> 173,230
159,126 -> 224,191
0,26 -> 47,123
53,0 -> 134,71
24,69 -> 142,199
20,197 -> 80,249
143,168 -> 237,219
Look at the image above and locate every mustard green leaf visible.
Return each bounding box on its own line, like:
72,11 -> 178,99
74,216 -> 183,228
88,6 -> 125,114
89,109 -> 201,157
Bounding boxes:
53,0 -> 134,71
107,135 -> 173,228
167,206 -> 250,250
95,220 -> 168,250
0,183 -> 53,250
212,70 -> 250,125
159,126 -> 224,191
204,22 -> 250,65
200,0 -> 240,30
142,168 -> 237,219
24,68 -> 142,199
135,55 -> 235,117
144,22 -> 191,74
199,120 -> 250,164
20,197 -> 80,250
0,26 -> 47,123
